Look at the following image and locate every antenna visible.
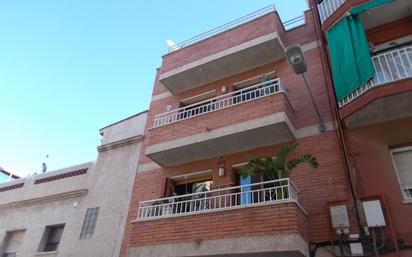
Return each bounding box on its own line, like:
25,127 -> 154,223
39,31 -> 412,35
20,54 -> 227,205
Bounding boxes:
166,39 -> 179,51
42,155 -> 49,173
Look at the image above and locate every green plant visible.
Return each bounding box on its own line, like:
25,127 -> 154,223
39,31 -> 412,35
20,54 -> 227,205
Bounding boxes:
240,142 -> 319,180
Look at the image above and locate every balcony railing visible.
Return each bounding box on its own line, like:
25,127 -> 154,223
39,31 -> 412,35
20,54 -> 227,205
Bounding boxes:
168,5 -> 276,53
153,78 -> 285,128
136,178 -> 299,221
318,0 -> 345,23
339,45 -> 412,107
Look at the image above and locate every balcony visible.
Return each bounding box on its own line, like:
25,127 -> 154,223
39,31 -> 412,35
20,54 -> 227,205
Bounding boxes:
166,5 -> 277,53
154,78 -> 283,127
339,44 -> 412,107
146,79 -> 296,166
159,6 -> 285,95
317,0 -> 345,24
318,0 -> 411,27
136,178 -> 299,221
340,44 -> 412,128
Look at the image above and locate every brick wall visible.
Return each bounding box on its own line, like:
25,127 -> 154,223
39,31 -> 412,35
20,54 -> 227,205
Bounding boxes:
146,46 -> 332,150
120,132 -> 351,253
160,12 -> 284,74
130,203 -> 308,246
147,93 -> 292,145
120,9 -> 353,257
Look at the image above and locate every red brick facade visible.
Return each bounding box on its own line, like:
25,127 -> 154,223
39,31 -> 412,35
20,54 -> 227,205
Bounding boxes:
131,203 -> 308,246
312,0 -> 412,255
120,8 -> 353,257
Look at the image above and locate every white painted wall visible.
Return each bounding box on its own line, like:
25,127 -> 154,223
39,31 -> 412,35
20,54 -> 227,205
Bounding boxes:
0,111 -> 147,257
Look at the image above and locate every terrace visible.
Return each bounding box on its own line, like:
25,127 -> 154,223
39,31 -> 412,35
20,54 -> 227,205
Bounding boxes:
136,178 -> 299,221
339,44 -> 412,107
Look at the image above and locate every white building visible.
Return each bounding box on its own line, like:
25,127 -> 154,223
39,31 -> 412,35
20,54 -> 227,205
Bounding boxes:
0,111 -> 147,257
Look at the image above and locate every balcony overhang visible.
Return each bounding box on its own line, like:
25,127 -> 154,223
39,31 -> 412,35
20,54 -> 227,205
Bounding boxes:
127,233 -> 309,257
344,91 -> 412,128
159,32 -> 285,95
360,0 -> 412,30
146,112 -> 295,167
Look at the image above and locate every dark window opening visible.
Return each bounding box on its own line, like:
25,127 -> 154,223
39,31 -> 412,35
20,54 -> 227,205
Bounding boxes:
38,225 -> 64,252
80,207 -> 100,239
179,100 -> 217,119
233,74 -> 278,103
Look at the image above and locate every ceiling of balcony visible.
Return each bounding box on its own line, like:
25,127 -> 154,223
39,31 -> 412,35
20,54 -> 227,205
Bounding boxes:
360,0 -> 412,30
146,112 -> 295,167
345,90 -> 412,128
159,32 -> 284,95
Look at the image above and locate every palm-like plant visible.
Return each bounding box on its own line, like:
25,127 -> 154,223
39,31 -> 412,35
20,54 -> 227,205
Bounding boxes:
240,142 -> 319,180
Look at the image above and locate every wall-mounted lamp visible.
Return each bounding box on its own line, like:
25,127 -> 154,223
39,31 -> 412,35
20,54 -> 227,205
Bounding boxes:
221,86 -> 227,94
218,157 -> 226,177
285,44 -> 326,132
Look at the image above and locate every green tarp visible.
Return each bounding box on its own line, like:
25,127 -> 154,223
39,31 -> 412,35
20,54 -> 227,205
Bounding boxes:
326,0 -> 392,100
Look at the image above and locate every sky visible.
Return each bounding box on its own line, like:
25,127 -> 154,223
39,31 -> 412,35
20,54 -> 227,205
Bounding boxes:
0,0 -> 307,177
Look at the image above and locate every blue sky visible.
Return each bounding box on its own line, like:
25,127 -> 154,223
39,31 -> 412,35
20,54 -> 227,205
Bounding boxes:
0,0 -> 307,176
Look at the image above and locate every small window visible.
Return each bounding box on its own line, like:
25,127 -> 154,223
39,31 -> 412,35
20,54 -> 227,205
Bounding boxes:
38,225 -> 64,252
2,230 -> 25,257
80,207 -> 100,239
179,99 -> 217,119
233,73 -> 278,104
391,147 -> 412,200
233,71 -> 277,90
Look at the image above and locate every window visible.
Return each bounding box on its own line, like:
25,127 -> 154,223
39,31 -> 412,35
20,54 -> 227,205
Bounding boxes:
391,147 -> 412,200
179,100 -> 216,119
234,162 -> 285,205
233,72 -> 278,103
237,169 -> 266,205
38,225 -> 64,252
80,207 -> 100,239
167,171 -> 213,214
178,90 -> 217,120
2,230 -> 25,257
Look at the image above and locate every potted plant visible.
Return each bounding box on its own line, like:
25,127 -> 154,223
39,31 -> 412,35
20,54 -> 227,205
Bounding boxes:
240,142 -> 319,201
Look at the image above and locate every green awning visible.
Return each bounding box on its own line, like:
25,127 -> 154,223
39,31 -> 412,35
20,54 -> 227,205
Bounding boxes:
326,0 -> 392,100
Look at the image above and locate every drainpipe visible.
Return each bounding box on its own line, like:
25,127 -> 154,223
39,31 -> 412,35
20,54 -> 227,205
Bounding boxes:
308,0 -> 365,236
309,2 -> 402,257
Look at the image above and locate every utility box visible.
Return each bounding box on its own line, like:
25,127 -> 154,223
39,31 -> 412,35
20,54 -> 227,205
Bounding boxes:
362,200 -> 386,227
350,242 -> 364,256
329,205 -> 350,229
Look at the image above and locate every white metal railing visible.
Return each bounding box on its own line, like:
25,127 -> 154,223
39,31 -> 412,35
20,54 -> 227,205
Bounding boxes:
317,0 -> 345,23
283,15 -> 306,31
402,184 -> 412,200
339,45 -> 412,107
137,178 -> 299,221
153,78 -> 285,128
168,5 -> 276,53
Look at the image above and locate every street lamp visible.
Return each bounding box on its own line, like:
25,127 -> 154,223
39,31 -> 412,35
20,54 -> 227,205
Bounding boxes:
285,44 -> 326,132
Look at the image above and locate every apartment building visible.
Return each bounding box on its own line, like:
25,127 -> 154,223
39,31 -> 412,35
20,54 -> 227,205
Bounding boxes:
0,111 -> 147,257
314,0 -> 412,256
118,5 -> 363,257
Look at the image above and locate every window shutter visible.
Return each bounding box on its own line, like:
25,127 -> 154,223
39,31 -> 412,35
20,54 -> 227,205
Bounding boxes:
393,150 -> 412,186
5,231 -> 25,253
